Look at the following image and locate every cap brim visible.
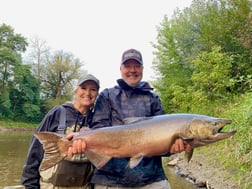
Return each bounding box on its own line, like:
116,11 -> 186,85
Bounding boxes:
122,58 -> 142,64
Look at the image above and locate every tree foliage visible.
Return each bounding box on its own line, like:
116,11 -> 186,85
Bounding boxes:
152,0 -> 252,113
0,24 -> 41,121
0,23 -> 28,92
9,64 -> 41,121
41,50 -> 82,99
0,24 -> 85,121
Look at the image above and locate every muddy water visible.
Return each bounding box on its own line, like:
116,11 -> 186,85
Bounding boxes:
164,162 -> 197,189
0,131 -> 33,188
0,131 -> 196,189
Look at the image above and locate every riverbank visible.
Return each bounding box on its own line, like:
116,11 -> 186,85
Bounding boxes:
0,127 -> 35,132
165,150 -> 240,189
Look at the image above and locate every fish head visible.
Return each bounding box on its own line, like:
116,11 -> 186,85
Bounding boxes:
185,117 -> 236,146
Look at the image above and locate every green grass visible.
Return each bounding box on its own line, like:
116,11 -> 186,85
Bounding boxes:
191,93 -> 252,189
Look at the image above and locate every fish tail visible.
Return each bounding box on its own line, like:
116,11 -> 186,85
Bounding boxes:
34,132 -> 69,171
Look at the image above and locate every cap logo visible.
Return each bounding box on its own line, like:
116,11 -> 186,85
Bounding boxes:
121,49 -> 143,64
124,52 -> 141,59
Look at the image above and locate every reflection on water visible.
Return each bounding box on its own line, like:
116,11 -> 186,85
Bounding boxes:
163,160 -> 197,189
0,131 -> 196,189
0,131 -> 33,188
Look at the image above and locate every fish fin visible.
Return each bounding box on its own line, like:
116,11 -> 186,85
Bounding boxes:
34,132 -> 68,171
39,154 -> 65,171
85,150 -> 112,169
185,149 -> 194,162
127,155 -> 144,168
123,117 -> 152,124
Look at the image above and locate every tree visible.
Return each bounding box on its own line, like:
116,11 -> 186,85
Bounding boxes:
9,64 -> 41,121
0,23 -> 28,92
0,23 -> 30,119
152,15 -> 193,112
41,50 -> 83,104
190,46 -> 234,102
152,0 -> 252,112
24,36 -> 50,79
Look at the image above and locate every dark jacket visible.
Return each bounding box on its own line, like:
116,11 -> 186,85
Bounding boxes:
90,79 -> 167,187
21,102 -> 93,189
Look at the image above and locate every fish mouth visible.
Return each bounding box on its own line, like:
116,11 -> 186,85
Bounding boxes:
198,129 -> 236,145
214,129 -> 236,138
216,119 -> 234,133
186,118 -> 236,147
204,119 -> 236,142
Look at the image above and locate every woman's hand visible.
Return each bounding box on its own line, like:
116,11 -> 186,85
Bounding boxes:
68,139 -> 86,157
65,133 -> 86,157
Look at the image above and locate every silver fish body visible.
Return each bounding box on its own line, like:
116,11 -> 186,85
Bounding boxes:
35,113 -> 236,170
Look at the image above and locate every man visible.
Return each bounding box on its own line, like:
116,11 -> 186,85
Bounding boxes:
69,49 -> 191,189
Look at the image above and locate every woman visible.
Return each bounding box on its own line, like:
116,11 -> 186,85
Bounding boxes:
21,74 -> 100,189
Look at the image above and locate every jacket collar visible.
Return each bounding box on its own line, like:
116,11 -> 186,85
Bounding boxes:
116,79 -> 153,92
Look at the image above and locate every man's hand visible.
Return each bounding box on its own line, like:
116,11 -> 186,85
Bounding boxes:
169,138 -> 192,154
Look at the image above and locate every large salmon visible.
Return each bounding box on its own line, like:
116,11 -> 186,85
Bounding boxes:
35,113 -> 236,171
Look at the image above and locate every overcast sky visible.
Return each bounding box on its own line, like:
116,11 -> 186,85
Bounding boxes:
0,0 -> 192,90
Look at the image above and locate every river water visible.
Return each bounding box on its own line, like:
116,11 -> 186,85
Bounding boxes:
0,131 -> 197,189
